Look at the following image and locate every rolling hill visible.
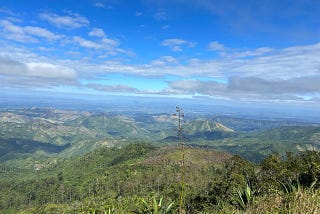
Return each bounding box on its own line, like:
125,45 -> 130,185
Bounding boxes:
0,108 -> 319,164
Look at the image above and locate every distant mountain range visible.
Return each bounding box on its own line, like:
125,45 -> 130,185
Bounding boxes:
0,108 -> 319,164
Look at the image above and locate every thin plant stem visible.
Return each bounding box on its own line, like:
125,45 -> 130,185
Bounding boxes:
174,106 -> 185,214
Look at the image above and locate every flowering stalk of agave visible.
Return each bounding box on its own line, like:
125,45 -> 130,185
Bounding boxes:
173,106 -> 185,213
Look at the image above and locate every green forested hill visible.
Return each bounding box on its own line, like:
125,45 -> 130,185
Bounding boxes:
0,144 -> 232,213
211,115 -> 307,131
0,143 -> 319,213
0,138 -> 68,161
190,126 -> 320,162
1,108 -> 320,164
0,107 -> 320,212
0,109 -> 235,162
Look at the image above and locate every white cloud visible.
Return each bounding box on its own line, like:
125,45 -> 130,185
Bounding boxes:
0,47 -> 79,89
0,56 -> 26,74
172,46 -> 182,52
162,56 -> 177,63
167,76 -> 320,102
0,56 -> 76,79
154,11 -> 166,20
208,41 -> 274,59
225,47 -> 274,58
0,19 -> 36,42
228,76 -> 320,95
94,2 -> 105,8
85,83 -> 183,96
0,20 -> 61,43
135,11 -> 143,16
0,55 -> 78,89
101,37 -> 119,47
26,62 -> 76,79
1,33 -> 320,102
73,36 -> 119,50
65,51 -> 82,57
169,79 -> 201,93
0,55 -> 79,89
86,83 -> 139,93
151,56 -> 178,66
76,43 -> 320,101
162,38 -> 189,46
76,27 -> 120,52
72,34 -> 130,57
24,26 -> 62,40
0,8 -> 16,16
208,41 -> 226,51
74,36 -> 102,49
6,41 -> 316,85
162,25 -> 170,30
161,38 -> 196,51
40,12 -> 89,29
89,28 -> 106,37
169,79 -> 226,95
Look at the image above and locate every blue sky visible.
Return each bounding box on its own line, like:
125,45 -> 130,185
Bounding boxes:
1,0 -> 320,105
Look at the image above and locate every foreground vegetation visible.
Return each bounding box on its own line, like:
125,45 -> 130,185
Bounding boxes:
1,143 -> 319,213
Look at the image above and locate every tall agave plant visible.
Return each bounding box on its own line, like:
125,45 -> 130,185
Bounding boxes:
235,183 -> 254,210
134,195 -> 175,214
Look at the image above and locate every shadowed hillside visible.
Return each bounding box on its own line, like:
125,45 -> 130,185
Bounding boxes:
1,108 -> 319,164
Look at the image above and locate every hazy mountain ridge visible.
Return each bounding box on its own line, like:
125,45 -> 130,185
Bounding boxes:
1,108 -> 320,164
197,125 -> 320,162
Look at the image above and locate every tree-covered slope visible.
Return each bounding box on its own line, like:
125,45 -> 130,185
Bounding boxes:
0,108 -> 235,161
0,143 -> 233,213
208,126 -> 320,162
1,108 -> 319,164
1,143 -> 319,213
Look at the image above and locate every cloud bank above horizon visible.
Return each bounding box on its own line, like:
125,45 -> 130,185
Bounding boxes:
1,0 -> 320,105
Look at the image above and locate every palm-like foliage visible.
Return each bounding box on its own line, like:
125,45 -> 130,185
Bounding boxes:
134,195 -> 175,214
235,183 -> 254,210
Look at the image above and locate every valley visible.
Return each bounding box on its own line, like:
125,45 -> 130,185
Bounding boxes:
1,107 -> 320,213
0,108 -> 319,165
